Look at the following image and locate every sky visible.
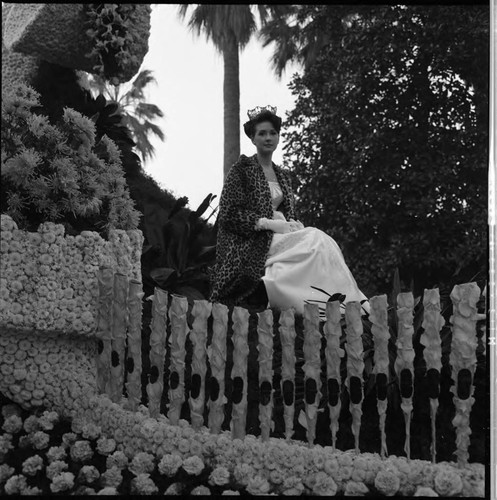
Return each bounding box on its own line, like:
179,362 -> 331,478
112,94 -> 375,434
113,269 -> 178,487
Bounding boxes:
137,4 -> 300,212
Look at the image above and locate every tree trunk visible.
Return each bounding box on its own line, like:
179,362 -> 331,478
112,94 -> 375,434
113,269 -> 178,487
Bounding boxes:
223,33 -> 240,181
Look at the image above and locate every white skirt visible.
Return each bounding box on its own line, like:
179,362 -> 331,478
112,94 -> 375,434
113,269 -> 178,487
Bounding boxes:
261,227 -> 370,316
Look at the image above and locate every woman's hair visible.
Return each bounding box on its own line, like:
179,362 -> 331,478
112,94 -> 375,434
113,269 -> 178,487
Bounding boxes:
243,108 -> 282,139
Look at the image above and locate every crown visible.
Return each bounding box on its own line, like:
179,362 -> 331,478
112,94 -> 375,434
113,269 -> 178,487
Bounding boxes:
247,105 -> 277,120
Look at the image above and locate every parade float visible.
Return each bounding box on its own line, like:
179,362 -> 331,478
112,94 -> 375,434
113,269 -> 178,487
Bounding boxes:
0,3 -> 487,496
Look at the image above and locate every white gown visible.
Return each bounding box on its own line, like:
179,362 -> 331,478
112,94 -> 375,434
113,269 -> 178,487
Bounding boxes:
262,181 -> 370,317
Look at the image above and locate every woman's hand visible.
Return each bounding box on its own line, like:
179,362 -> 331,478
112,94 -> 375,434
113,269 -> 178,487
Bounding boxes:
289,218 -> 305,230
256,218 -> 302,233
273,210 -> 286,221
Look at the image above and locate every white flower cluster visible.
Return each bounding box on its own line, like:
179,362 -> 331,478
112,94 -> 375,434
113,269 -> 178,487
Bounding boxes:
70,392 -> 484,497
0,214 -> 143,335
0,328 -> 98,414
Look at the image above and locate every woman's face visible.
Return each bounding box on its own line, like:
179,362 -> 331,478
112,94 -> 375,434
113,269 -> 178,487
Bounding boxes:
251,120 -> 279,154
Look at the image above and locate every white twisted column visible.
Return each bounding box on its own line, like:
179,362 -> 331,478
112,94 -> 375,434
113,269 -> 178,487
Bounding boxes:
189,300 -> 211,430
257,309 -> 274,442
207,302 -> 228,434
395,292 -> 415,459
421,288 -> 444,463
279,309 -> 296,440
302,303 -> 321,446
231,306 -> 250,439
449,282 -> 481,467
370,294 -> 390,458
324,300 -> 344,450
345,301 -> 364,454
108,273 -> 128,403
146,288 -> 168,418
167,294 -> 189,425
124,278 -> 144,411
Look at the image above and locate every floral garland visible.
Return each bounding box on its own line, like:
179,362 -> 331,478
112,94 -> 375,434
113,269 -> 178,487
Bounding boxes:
0,395 -> 485,496
83,4 -> 139,85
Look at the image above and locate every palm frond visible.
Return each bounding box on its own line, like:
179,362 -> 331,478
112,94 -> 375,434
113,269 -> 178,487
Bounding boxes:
135,102 -> 165,119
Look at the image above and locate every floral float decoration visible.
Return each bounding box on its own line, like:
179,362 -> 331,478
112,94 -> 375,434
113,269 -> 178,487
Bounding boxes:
2,3 -> 151,87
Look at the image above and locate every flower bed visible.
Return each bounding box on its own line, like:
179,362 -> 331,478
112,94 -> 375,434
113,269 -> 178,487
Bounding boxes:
0,215 -> 143,335
0,394 -> 485,496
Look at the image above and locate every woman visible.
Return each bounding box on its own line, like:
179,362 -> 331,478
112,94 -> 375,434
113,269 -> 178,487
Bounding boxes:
210,105 -> 369,317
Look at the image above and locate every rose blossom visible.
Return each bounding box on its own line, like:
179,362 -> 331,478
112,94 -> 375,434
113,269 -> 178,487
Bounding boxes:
433,467 -> 463,496
106,450 -> 129,470
101,466 -> 123,488
312,472 -> 338,496
0,464 -> 15,483
50,471 -> 75,493
233,463 -> 255,486
97,486 -> 118,495
23,415 -> 39,433
21,455 -> 44,476
30,430 -> 50,450
414,486 -> 439,496
282,476 -> 305,495
46,460 -> 69,480
164,482 -> 183,495
46,445 -> 67,463
2,414 -> 23,434
158,453 -> 182,477
208,466 -> 231,486
81,422 -> 102,440
246,475 -> 271,495
70,440 -> 93,462
182,455 -> 205,476
97,436 -> 117,456
131,473 -> 158,495
374,469 -> 401,496
61,432 -> 77,448
191,485 -> 211,495
4,475 -> 28,495
20,485 -> 43,495
129,452 -> 155,475
78,465 -> 100,485
344,480 -> 370,496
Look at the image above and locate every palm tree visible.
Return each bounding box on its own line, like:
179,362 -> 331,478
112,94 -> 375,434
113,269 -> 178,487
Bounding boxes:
86,69 -> 165,164
258,5 -> 362,78
177,5 -> 292,180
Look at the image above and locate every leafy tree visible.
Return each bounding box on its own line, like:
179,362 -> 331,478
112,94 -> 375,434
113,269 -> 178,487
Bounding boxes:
282,5 -> 488,297
177,4 -> 292,179
85,69 -> 165,164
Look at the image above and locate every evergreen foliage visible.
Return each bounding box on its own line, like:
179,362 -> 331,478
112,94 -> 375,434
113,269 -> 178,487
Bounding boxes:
282,5 -> 488,297
0,84 -> 140,236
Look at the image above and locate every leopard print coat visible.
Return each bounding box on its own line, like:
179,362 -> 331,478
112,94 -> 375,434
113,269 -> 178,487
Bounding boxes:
210,154 -> 297,305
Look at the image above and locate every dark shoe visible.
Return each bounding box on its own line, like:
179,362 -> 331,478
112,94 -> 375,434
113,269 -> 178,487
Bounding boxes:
243,280 -> 269,310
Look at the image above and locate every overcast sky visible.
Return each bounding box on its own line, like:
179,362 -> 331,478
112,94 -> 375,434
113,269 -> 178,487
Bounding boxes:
138,4 -> 299,212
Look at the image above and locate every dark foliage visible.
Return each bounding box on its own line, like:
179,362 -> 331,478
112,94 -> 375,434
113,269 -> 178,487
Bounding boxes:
282,5 -> 488,298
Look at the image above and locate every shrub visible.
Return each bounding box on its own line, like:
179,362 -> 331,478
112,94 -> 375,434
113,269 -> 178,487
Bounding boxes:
1,83 -> 140,236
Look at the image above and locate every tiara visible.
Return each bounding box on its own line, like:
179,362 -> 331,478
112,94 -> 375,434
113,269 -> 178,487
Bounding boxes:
247,105 -> 277,120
